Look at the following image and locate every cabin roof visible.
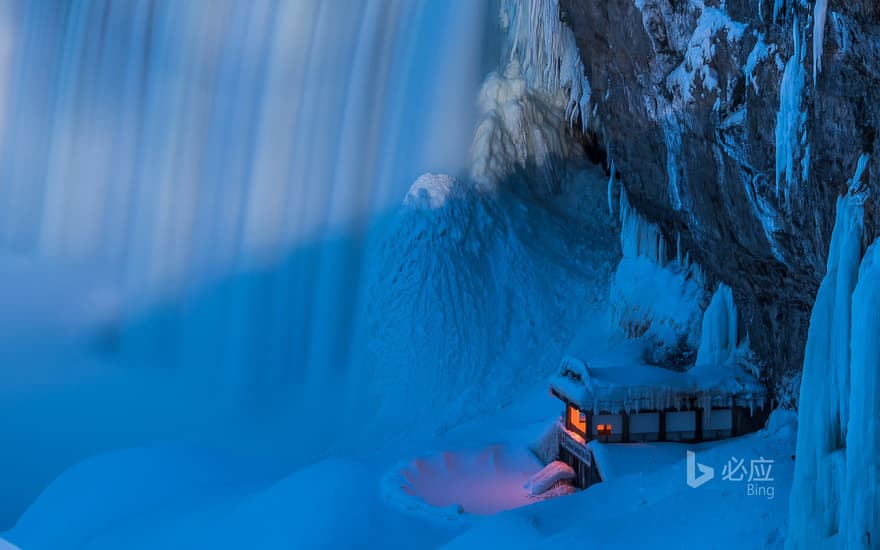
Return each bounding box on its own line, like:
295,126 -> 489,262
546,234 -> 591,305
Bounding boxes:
549,355 -> 770,414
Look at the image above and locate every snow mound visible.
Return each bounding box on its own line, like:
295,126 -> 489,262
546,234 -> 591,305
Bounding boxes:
4,445 -> 382,550
384,445 -> 547,518
404,173 -> 464,210
365,168 -> 617,432
524,460 -> 575,495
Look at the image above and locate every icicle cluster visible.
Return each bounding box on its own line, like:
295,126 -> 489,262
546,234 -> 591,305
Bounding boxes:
610,188 -> 705,352
470,0 -> 593,191
501,0 -> 591,131
772,0 -> 786,23
775,16 -> 807,203
788,156 -> 877,549
619,188 -> 667,265
664,7 -> 747,106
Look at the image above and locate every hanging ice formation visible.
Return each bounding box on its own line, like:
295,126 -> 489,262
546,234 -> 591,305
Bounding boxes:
695,284 -> 738,366
787,154 -> 876,549
812,0 -> 829,84
775,15 -> 808,203
501,0 -> 591,131
610,188 -> 704,354
470,0 -> 595,192
607,160 -> 616,216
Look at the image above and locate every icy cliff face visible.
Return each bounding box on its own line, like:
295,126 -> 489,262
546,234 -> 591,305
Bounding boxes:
558,0 -> 880,394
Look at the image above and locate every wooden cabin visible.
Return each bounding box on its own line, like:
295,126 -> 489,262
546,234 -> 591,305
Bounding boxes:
549,356 -> 771,489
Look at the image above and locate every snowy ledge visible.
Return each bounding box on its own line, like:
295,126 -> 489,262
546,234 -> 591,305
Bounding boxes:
550,356 -> 769,415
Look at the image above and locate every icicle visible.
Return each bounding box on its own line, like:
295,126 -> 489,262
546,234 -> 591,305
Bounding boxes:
619,187 -> 666,264
501,0 -> 591,131
607,160 -> 616,216
773,0 -> 785,23
812,0 -> 828,85
775,15 -> 806,203
850,153 -> 870,197
675,233 -> 687,266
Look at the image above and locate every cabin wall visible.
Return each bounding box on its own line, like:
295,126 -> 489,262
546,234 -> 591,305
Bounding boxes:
703,408 -> 734,439
628,412 -> 660,442
590,413 -> 624,442
664,410 -> 697,441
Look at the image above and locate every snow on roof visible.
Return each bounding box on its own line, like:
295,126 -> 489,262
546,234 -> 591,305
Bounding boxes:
550,355 -> 769,414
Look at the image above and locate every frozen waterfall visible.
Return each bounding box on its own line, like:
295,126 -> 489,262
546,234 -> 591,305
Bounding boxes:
0,0 -> 500,526
787,156 -> 878,549
0,0 -> 495,408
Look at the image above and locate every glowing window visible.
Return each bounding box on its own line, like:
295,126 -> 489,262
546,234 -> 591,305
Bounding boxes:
567,405 -> 587,435
597,424 -> 612,436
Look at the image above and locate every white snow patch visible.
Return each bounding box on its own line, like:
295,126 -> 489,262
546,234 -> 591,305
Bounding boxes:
744,34 -> 777,94
524,460 -> 575,495
404,173 -> 463,210
665,7 -> 748,106
552,360 -> 768,416
444,414 -> 796,549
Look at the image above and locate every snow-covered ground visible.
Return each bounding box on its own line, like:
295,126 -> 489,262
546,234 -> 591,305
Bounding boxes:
2,377 -> 795,549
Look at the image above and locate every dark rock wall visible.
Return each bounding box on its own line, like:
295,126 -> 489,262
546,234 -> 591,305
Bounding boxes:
559,0 -> 880,398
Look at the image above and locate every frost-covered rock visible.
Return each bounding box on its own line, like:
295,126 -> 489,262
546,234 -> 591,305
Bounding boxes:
404,173 -> 465,210
559,0 -> 880,394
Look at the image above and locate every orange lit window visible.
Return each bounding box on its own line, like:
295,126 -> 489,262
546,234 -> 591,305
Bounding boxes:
567,405 -> 587,435
597,424 -> 612,436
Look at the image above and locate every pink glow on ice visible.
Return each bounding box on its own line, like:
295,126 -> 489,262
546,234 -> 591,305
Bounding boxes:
396,446 -> 545,515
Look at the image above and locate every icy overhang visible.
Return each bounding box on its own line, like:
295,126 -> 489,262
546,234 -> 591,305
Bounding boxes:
549,356 -> 769,415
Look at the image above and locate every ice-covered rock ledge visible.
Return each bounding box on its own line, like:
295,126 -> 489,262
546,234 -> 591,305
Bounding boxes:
556,0 -> 880,396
